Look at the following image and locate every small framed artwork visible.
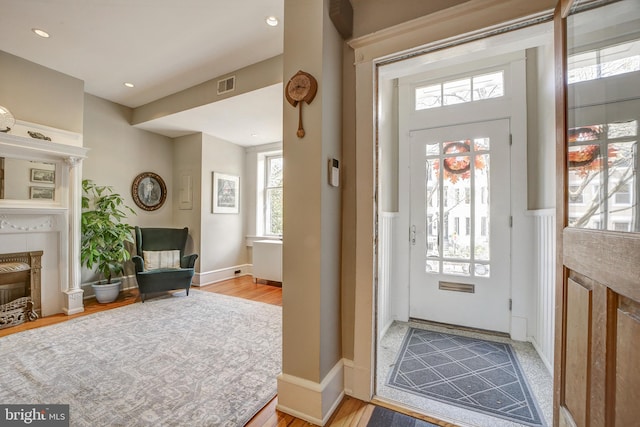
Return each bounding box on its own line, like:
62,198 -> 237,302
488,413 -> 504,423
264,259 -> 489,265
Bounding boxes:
30,186 -> 55,200
30,168 -> 55,184
212,172 -> 239,214
132,172 -> 167,211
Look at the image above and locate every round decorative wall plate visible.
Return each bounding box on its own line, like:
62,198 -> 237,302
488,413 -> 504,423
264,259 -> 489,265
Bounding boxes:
132,172 -> 167,211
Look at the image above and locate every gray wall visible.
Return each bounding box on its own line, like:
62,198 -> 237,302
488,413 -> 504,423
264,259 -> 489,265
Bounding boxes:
200,133 -> 247,272
83,94 -> 175,227
0,50 -> 84,133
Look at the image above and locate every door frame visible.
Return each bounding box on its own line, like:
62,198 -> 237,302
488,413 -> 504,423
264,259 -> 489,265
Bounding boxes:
347,1 -> 558,403
393,48 -> 534,340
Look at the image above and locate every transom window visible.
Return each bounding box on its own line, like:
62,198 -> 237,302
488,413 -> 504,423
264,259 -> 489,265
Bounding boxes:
415,70 -> 504,111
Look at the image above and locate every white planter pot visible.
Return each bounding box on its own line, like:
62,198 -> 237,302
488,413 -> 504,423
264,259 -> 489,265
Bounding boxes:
92,281 -> 121,304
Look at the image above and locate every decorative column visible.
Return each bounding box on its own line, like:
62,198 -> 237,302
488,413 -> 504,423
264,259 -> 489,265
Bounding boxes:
63,156 -> 84,315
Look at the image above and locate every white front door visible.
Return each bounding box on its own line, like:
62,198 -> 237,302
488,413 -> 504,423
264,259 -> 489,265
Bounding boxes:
409,119 -> 511,333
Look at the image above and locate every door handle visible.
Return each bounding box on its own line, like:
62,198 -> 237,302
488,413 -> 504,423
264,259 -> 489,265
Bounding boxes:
411,225 -> 416,245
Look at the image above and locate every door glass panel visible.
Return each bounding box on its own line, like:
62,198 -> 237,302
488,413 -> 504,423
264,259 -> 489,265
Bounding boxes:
567,0 -> 640,233
475,154 -> 490,260
424,138 -> 491,277
425,159 -> 440,260
568,121 -> 637,229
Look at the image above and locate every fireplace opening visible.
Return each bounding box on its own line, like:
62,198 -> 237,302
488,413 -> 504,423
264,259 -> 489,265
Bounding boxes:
0,251 -> 43,329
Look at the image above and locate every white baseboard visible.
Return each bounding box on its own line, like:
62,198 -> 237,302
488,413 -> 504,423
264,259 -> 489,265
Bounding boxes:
343,359 -> 354,396
510,315 -> 528,341
277,359 -> 345,426
530,338 -> 554,375
379,319 -> 393,342
193,264 -> 252,286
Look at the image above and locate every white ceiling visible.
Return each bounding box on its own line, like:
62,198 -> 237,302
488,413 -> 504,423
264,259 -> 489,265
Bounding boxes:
0,0 -> 284,146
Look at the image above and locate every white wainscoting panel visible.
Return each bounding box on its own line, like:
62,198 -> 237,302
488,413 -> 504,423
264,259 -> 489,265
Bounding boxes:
528,209 -> 555,374
378,212 -> 398,340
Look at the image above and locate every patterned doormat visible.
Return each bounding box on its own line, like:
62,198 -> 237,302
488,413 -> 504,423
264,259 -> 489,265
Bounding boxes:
387,328 -> 545,426
367,406 -> 439,427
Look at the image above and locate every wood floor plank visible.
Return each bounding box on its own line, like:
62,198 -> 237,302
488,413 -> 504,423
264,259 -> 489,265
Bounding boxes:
355,405 -> 375,427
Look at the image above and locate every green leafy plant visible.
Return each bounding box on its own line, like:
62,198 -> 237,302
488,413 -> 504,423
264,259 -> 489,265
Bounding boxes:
81,179 -> 136,284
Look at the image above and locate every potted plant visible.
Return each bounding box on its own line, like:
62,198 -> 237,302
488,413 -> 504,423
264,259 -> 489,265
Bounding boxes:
81,179 -> 136,303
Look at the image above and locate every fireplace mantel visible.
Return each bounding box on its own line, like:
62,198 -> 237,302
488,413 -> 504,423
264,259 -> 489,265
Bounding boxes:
0,120 -> 89,315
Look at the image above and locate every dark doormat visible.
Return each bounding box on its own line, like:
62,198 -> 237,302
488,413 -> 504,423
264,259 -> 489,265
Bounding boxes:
367,406 -> 439,427
387,328 -> 545,426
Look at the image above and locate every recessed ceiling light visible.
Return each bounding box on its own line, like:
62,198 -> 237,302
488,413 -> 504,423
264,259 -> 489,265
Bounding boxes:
124,82 -> 135,88
32,28 -> 50,38
265,16 -> 279,27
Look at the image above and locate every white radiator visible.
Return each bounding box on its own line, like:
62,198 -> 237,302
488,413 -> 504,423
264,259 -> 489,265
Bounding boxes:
253,240 -> 282,282
530,209 -> 556,374
378,212 -> 397,340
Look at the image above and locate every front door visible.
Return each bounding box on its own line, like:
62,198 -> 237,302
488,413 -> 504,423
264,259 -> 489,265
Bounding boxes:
409,119 -> 511,333
555,1 -> 640,426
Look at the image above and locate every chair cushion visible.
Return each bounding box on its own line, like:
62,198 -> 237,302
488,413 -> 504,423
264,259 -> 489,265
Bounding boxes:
143,250 -> 181,270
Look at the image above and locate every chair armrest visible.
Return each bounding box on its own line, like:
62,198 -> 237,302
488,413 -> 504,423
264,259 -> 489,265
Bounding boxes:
132,255 -> 145,273
181,254 -> 198,269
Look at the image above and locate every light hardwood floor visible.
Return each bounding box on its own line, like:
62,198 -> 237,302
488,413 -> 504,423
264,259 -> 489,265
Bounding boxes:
0,276 -> 450,427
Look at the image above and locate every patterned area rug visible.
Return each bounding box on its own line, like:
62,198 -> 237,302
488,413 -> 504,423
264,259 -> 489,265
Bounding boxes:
387,328 -> 545,427
0,290 -> 282,426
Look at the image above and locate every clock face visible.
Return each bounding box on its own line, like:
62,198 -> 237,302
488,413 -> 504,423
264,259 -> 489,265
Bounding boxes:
287,74 -> 311,101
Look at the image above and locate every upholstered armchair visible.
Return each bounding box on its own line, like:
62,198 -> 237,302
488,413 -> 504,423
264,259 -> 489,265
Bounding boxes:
132,227 -> 198,302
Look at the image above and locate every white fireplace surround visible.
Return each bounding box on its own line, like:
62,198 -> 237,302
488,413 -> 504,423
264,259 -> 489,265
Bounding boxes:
0,120 -> 88,316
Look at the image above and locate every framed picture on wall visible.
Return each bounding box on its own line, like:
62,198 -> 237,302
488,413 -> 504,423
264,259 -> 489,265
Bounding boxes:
131,172 -> 167,211
30,186 -> 55,200
30,168 -> 55,183
212,172 -> 239,214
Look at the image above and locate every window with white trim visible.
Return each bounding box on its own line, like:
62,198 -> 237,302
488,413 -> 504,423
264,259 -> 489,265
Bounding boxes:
263,154 -> 283,236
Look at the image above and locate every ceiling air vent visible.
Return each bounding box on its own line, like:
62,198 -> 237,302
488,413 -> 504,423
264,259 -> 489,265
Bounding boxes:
217,76 -> 235,95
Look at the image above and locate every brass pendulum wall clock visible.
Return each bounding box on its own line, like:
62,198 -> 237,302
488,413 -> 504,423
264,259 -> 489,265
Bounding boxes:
285,70 -> 317,138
